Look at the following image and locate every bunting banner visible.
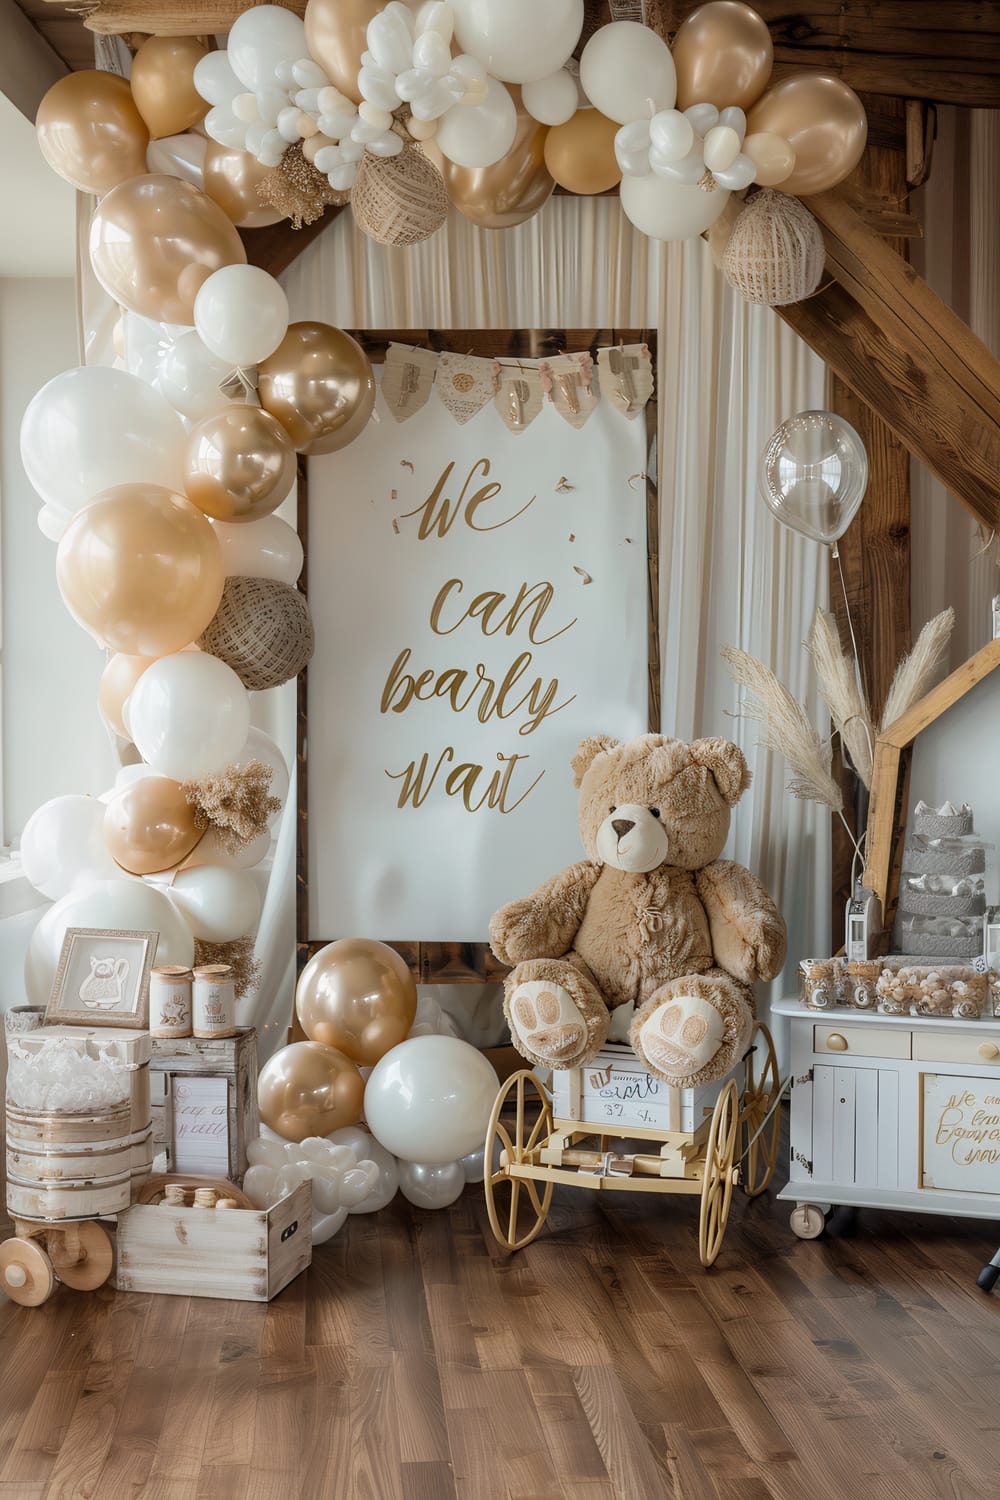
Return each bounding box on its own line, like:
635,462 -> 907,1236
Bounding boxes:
381,342 -> 438,422
597,343 -> 654,420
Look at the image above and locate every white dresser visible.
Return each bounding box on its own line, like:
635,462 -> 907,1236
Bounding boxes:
773,997 -> 1000,1238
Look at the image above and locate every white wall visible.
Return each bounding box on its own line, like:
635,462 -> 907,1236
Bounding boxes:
0,277 -> 116,845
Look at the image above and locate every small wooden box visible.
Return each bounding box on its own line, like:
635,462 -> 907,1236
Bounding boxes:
551,1043 -> 734,1135
112,1181 -> 312,1301
149,1029 -> 258,1184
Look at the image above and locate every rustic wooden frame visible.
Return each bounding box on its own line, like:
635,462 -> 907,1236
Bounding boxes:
296,327 -> 659,981
45,926 -> 157,1029
862,636 -> 1000,936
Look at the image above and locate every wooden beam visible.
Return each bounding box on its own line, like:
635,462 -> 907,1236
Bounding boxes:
240,203 -> 345,278
1,0 -> 67,119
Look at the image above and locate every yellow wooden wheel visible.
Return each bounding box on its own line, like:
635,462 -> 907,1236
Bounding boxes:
742,1021 -> 782,1199
484,1070 -> 554,1252
698,1078 -> 739,1267
48,1221 -> 114,1291
0,1236 -> 56,1307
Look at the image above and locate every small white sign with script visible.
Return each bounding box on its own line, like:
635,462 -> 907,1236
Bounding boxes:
922,1073 -> 1000,1193
172,1075 -> 230,1177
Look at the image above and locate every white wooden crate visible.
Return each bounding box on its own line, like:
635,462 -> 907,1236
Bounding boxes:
550,1044 -> 735,1135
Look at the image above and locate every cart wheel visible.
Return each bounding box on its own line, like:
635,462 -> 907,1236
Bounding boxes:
48,1221 -> 113,1292
742,1021 -> 781,1199
699,1078 -> 739,1267
0,1237 -> 56,1307
789,1203 -> 827,1239
484,1070 -> 554,1252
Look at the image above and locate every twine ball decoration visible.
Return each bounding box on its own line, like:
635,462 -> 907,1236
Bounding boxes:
351,142 -> 449,248
722,190 -> 826,307
199,575 -> 314,691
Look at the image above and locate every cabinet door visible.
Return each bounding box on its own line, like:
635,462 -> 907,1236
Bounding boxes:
812,1064 -> 899,1188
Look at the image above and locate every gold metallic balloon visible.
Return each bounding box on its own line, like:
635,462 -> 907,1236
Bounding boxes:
444,85 -> 554,229
257,1040 -> 366,1142
98,652 -> 158,737
184,407 -> 297,523
544,109 -> 621,195
672,1 -> 774,112
304,0 -> 420,104
130,35 -> 209,141
104,774 -> 204,875
296,938 -> 418,1066
258,322 -> 376,456
89,174 -> 246,326
747,74 -> 867,196
56,483 -> 224,656
203,140 -> 284,228
36,70 -> 149,196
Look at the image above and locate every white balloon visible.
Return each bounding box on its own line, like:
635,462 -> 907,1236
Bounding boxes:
20,367 -> 186,515
204,106 -> 248,150
211,515 -> 303,584
128,653 -> 251,779
247,1137 -> 288,1169
649,109 -> 694,164
235,727 -> 289,813
194,50 -> 243,107
37,505 -> 69,543
179,823 -> 272,871
365,1036 -> 498,1164
521,69 -> 578,126
398,1159 -> 465,1210
436,76 -> 517,168
146,132 -> 207,186
243,1162 -> 280,1204
194,266 -> 289,369
460,1146 -> 486,1183
157,331 -> 245,423
451,0 -> 582,84
620,173 -> 731,241
21,795 -> 118,900
165,865 -> 262,942
121,313 -> 182,387
579,21 -> 676,125
227,5 -> 309,92
25,878 -> 194,1007
326,1126 -> 399,1212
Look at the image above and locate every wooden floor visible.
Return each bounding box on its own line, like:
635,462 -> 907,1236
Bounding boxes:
3,1139 -> 1000,1500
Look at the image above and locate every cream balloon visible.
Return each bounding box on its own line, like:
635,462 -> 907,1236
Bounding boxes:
157,330 -> 246,423
166,865 -> 262,942
36,70 -> 149,195
21,795 -> 119,900
543,108 -> 621,194
25,879 -> 195,1009
203,141 -> 284,228
364,1036 -> 499,1163
37,506 -> 69,543
235,727 -> 289,810
146,131 -> 208,186
672,1 -> 773,112
227,5 -> 309,91
127,652 -> 251,779
620,173 -> 732,240
436,76 -> 517,169
194,265 -> 290,369
130,35 -> 209,140
579,21 -> 676,125
450,0 -> 582,84
397,1159 -> 465,1210
743,131 -> 796,187
521,70 -> 578,127
746,74 -> 867,196
20,367 -> 186,515
193,50 -> 243,108
211,515 -> 303,585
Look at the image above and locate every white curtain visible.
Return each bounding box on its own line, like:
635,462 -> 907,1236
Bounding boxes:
280,196 -> 830,1048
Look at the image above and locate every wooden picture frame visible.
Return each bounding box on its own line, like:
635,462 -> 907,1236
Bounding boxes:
297,327 -> 659,981
46,927 -> 157,1029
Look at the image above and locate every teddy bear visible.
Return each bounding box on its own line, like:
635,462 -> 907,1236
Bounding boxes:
489,732 -> 787,1088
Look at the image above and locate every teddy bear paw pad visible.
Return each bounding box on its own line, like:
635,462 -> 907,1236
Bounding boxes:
637,994 -> 725,1080
510,982 -> 588,1065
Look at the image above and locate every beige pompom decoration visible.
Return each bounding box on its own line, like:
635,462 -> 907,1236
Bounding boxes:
722,190 -> 826,307
199,575 -> 314,691
351,141 -> 449,247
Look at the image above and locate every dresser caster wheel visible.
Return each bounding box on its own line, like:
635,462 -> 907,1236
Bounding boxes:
789,1203 -> 827,1240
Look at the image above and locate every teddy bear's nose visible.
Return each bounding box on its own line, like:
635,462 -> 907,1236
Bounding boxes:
611,818 -> 635,839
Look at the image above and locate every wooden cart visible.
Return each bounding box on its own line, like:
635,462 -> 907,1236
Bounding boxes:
484,1021 -> 785,1266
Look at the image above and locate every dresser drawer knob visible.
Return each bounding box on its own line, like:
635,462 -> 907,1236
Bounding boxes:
977,1042 -> 1000,1062
825,1033 -> 848,1052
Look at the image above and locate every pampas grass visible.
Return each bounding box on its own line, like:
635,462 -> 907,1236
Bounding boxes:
881,607 -> 955,730
722,646 -> 843,812
806,608 -> 874,789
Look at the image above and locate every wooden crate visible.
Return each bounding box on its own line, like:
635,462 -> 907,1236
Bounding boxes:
112,1181 -> 312,1301
550,1043 -> 735,1135
149,1029 -> 258,1184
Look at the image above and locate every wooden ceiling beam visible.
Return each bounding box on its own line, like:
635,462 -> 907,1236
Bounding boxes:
0,0 -> 67,119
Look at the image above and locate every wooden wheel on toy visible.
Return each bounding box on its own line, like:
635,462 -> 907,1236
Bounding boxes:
699,1078 -> 739,1267
741,1021 -> 782,1199
0,1236 -> 56,1306
47,1221 -> 114,1291
484,1070 -> 554,1252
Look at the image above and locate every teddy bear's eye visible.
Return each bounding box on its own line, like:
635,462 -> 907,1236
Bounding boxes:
609,805 -> 617,814
650,807 -> 661,818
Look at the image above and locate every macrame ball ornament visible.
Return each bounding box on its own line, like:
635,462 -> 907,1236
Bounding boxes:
199,575 -> 314,691
350,142 -> 449,248
722,190 -> 825,307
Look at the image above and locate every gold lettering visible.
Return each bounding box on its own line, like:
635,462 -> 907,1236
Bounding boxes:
399,459 -> 535,539
429,577 -> 576,645
385,747 -> 544,813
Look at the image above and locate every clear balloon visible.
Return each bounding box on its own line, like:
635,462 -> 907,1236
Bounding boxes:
450,0 -> 582,85
579,21 -> 676,126
165,864 -> 262,941
672,2 -> 773,112
103,775 -> 204,876
36,70 -> 149,195
185,407 -> 297,524
397,1159 -> 465,1209
194,265 -> 290,369
760,409 -> 868,544
21,795 -> 119,900
20,366 -> 186,516
544,109 -> 621,194
257,322 -> 376,456
257,1040 -> 365,1142
436,76 -> 517,169
364,1036 -> 499,1163
130,35 -> 209,140
127,651 -> 251,779
157,330 -> 245,423
620,173 -> 731,240
212,515 -> 304,584
296,938 -> 418,1065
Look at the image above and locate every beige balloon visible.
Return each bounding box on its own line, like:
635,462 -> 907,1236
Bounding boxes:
257,1040 -> 365,1142
99,652 -> 158,737
185,407 -> 297,523
36,70 -> 149,196
296,938 -> 418,1066
130,35 -> 209,141
203,141 -> 284,228
104,775 -> 204,875
747,74 -> 867,196
258,322 -> 376,456
743,131 -> 796,187
444,85 -> 554,229
304,0 -> 420,104
543,109 -> 621,195
57,483 -> 224,656
672,1 -> 774,112
89,174 -> 246,326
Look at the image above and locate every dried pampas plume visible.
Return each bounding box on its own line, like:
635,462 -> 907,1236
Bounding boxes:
182,759 -> 281,854
881,607 -> 955,730
193,937 -> 260,1002
805,607 -> 874,788
722,645 -> 843,812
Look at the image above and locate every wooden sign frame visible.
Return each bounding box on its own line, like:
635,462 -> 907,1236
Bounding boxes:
296,328 -> 659,982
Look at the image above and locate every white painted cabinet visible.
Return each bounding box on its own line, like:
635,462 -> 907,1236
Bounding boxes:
774,998 -> 1000,1237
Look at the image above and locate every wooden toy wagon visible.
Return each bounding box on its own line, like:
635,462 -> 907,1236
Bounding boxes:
484,1021 -> 785,1266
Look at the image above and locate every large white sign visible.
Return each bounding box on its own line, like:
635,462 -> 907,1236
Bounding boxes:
922,1072 -> 1000,1194
306,361 -> 650,941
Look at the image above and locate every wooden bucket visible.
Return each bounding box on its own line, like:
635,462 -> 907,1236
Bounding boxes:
131,1065 -> 151,1134
5,1102 -> 133,1221
129,1123 -> 154,1186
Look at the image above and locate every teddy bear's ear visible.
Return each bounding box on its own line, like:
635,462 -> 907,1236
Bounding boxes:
571,735 -> 618,788
691,737 -> 751,806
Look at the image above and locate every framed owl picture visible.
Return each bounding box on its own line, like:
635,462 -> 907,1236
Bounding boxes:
45,928 -> 157,1030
